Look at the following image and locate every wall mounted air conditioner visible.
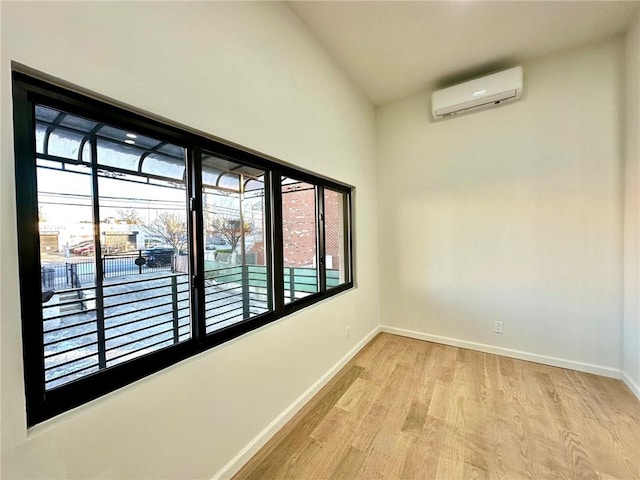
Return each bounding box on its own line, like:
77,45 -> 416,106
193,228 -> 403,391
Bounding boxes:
431,66 -> 523,120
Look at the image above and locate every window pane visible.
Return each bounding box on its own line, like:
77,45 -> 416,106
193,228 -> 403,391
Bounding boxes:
140,153 -> 185,181
97,138 -> 140,171
202,154 -> 271,333
35,107 -> 95,162
58,114 -> 99,133
282,177 -> 318,303
35,105 -> 61,123
36,104 -> 191,389
96,126 -> 186,181
97,125 -> 163,150
97,174 -> 191,369
35,123 -> 47,155
324,189 -> 349,288
43,127 -> 87,160
37,164 -> 100,390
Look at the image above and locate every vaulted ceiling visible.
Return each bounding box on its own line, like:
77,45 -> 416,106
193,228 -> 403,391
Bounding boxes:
289,1 -> 640,105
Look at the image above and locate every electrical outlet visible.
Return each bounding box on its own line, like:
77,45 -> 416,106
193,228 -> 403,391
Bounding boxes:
345,326 -> 350,340
494,321 -> 503,334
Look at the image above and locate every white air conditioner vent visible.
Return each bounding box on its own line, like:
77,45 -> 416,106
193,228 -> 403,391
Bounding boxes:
432,66 -> 523,120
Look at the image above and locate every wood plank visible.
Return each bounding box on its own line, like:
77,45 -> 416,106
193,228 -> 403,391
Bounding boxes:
233,333 -> 640,480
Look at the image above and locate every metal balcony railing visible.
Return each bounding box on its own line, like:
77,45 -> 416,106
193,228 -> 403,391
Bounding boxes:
41,253 -> 176,292
205,265 -> 270,333
41,264 -> 343,390
42,273 -> 190,390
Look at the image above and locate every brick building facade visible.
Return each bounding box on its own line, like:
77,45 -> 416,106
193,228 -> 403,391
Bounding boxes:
281,183 -> 343,270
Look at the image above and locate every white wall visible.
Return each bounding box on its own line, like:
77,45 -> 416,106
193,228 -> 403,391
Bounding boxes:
623,13 -> 640,397
0,2 -> 379,478
376,39 -> 625,376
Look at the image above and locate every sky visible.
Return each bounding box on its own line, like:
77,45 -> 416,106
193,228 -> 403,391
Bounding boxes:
37,166 -> 187,226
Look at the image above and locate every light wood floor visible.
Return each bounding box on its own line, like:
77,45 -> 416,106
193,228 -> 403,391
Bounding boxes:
233,333 -> 640,480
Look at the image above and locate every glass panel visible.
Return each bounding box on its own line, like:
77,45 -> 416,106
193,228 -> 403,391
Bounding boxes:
35,105 -> 61,123
35,103 -> 191,389
35,107 -> 95,162
81,141 -> 91,163
97,125 -> 163,150
46,128 -> 87,160
97,138 -> 140,172
282,177 -> 318,303
37,158 -> 64,170
37,164 -> 99,390
140,153 -> 185,181
35,123 -> 47,154
157,143 -> 185,158
59,115 -> 99,133
216,173 -> 240,191
97,126 -> 186,181
324,189 -> 349,288
97,145 -> 191,368
245,178 -> 264,192
202,166 -> 222,189
202,153 -> 270,334
201,157 -> 241,192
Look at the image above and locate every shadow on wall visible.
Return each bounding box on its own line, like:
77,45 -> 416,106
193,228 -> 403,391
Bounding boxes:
381,183 -> 619,365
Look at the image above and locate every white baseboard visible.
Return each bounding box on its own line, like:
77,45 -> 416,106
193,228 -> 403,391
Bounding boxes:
211,324 -> 633,480
380,325 -> 622,380
211,325 -> 381,480
622,371 -> 640,400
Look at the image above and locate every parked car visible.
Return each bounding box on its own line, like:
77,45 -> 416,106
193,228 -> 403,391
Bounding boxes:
69,240 -> 92,253
143,247 -> 175,267
74,244 -> 95,256
206,236 -> 230,251
73,244 -> 124,257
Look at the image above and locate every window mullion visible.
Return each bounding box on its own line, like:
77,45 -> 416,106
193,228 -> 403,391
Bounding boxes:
90,133 -> 107,369
239,175 -> 250,319
263,171 -> 275,312
271,171 -> 285,315
317,185 -> 326,293
189,146 -> 206,342
345,192 -> 353,284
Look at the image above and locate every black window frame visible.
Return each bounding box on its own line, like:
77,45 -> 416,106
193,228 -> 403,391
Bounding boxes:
12,72 -> 354,426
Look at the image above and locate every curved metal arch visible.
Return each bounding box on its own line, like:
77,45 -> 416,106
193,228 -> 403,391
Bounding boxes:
215,171 -> 235,189
42,112 -> 67,156
78,123 -> 104,163
243,177 -> 265,192
137,141 -> 168,174
78,137 -> 89,163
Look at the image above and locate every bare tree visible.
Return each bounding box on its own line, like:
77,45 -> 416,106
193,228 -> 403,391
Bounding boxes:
209,215 -> 251,252
117,208 -> 141,225
142,212 -> 187,252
